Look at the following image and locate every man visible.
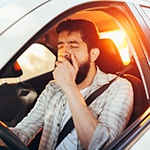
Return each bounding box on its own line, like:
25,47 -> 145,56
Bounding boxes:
10,19 -> 133,149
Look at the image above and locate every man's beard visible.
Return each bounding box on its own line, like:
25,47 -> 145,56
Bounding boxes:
75,58 -> 90,85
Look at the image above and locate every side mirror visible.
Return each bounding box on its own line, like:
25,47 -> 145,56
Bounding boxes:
0,61 -> 23,78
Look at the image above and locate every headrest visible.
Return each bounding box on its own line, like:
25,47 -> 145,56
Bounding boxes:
96,38 -> 124,74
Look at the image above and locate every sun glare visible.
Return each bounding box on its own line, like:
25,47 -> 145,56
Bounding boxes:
100,30 -> 131,65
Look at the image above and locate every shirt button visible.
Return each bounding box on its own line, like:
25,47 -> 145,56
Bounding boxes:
57,123 -> 60,126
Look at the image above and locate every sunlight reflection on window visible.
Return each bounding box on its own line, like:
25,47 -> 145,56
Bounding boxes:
100,30 -> 131,65
17,43 -> 56,80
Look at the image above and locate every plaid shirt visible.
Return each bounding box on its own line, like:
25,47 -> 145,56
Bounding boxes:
12,67 -> 133,150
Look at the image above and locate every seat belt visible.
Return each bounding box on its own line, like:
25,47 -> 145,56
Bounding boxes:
55,77 -> 117,149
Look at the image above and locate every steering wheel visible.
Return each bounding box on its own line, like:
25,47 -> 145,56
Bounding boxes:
0,121 -> 29,150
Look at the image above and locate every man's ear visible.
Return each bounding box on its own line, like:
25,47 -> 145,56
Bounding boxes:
90,48 -> 100,62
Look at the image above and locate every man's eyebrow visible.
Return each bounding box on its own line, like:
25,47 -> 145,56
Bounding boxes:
58,40 -> 80,45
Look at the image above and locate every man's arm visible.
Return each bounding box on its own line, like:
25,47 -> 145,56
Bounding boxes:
53,54 -> 99,149
64,86 -> 99,149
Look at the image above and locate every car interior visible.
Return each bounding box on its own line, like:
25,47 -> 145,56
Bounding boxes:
0,5 -> 149,150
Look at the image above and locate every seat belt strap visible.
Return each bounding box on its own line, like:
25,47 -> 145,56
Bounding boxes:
55,77 -> 117,149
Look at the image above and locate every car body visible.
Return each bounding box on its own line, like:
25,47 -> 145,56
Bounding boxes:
0,0 -> 150,149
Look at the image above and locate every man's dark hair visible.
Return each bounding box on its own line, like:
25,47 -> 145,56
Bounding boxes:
56,19 -> 100,51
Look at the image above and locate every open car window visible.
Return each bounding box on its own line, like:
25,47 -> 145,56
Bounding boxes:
17,43 -> 56,81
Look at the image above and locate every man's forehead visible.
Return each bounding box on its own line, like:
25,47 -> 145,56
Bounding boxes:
58,31 -> 82,42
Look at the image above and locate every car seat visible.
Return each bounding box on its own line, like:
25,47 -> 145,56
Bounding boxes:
96,38 -> 149,127
0,61 -> 38,127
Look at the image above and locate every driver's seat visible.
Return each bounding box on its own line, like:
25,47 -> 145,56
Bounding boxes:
96,38 -> 149,127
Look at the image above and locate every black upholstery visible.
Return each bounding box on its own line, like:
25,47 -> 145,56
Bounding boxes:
96,38 -> 149,127
124,75 -> 148,127
0,62 -> 37,127
0,83 -> 37,127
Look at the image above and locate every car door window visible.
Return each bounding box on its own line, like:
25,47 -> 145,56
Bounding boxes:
17,43 -> 56,81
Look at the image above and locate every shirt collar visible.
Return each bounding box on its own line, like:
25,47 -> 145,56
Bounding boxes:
84,66 -> 117,95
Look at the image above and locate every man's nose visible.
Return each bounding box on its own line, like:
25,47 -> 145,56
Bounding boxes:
61,45 -> 71,57
64,54 -> 70,60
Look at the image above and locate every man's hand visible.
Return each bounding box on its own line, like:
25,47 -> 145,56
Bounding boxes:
53,54 -> 78,91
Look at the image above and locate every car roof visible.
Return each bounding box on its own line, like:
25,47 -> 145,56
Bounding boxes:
0,0 -> 49,34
